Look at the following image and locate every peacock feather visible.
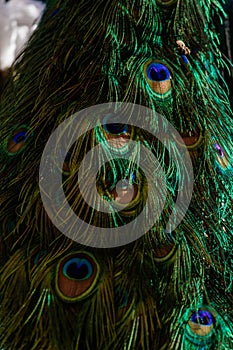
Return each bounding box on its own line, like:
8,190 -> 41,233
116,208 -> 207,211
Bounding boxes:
0,0 -> 233,349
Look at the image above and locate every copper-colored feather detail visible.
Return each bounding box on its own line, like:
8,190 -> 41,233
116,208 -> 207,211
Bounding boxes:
55,252 -> 100,302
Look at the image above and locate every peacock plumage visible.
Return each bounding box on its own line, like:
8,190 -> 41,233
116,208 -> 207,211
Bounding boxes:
0,0 -> 233,349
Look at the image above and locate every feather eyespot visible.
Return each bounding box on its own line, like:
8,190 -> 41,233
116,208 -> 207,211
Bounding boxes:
63,258 -> 93,280
146,62 -> 171,82
190,310 -> 214,326
97,164 -> 146,216
153,243 -> 177,264
144,61 -> 172,97
184,307 -> 216,347
177,129 -> 203,150
99,113 -> 133,153
7,128 -> 29,154
55,252 -> 100,302
102,114 -> 129,135
110,179 -> 138,205
151,231 -> 177,264
188,309 -> 215,336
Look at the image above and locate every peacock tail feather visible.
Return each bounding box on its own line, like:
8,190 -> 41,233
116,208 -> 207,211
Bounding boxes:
0,0 -> 233,349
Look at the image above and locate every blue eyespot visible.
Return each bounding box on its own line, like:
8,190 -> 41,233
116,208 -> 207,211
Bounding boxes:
146,62 -> 171,82
63,258 -> 93,280
13,131 -> 28,144
102,114 -> 128,135
190,310 -> 214,326
7,128 -> 29,154
185,308 -> 216,346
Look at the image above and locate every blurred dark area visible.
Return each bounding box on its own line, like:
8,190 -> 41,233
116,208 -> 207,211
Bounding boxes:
0,69 -> 9,95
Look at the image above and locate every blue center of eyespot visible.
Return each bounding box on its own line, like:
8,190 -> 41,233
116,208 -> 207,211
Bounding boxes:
190,310 -> 214,326
181,55 -> 189,65
63,257 -> 93,280
146,62 -> 171,82
102,114 -> 128,135
13,131 -> 28,144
